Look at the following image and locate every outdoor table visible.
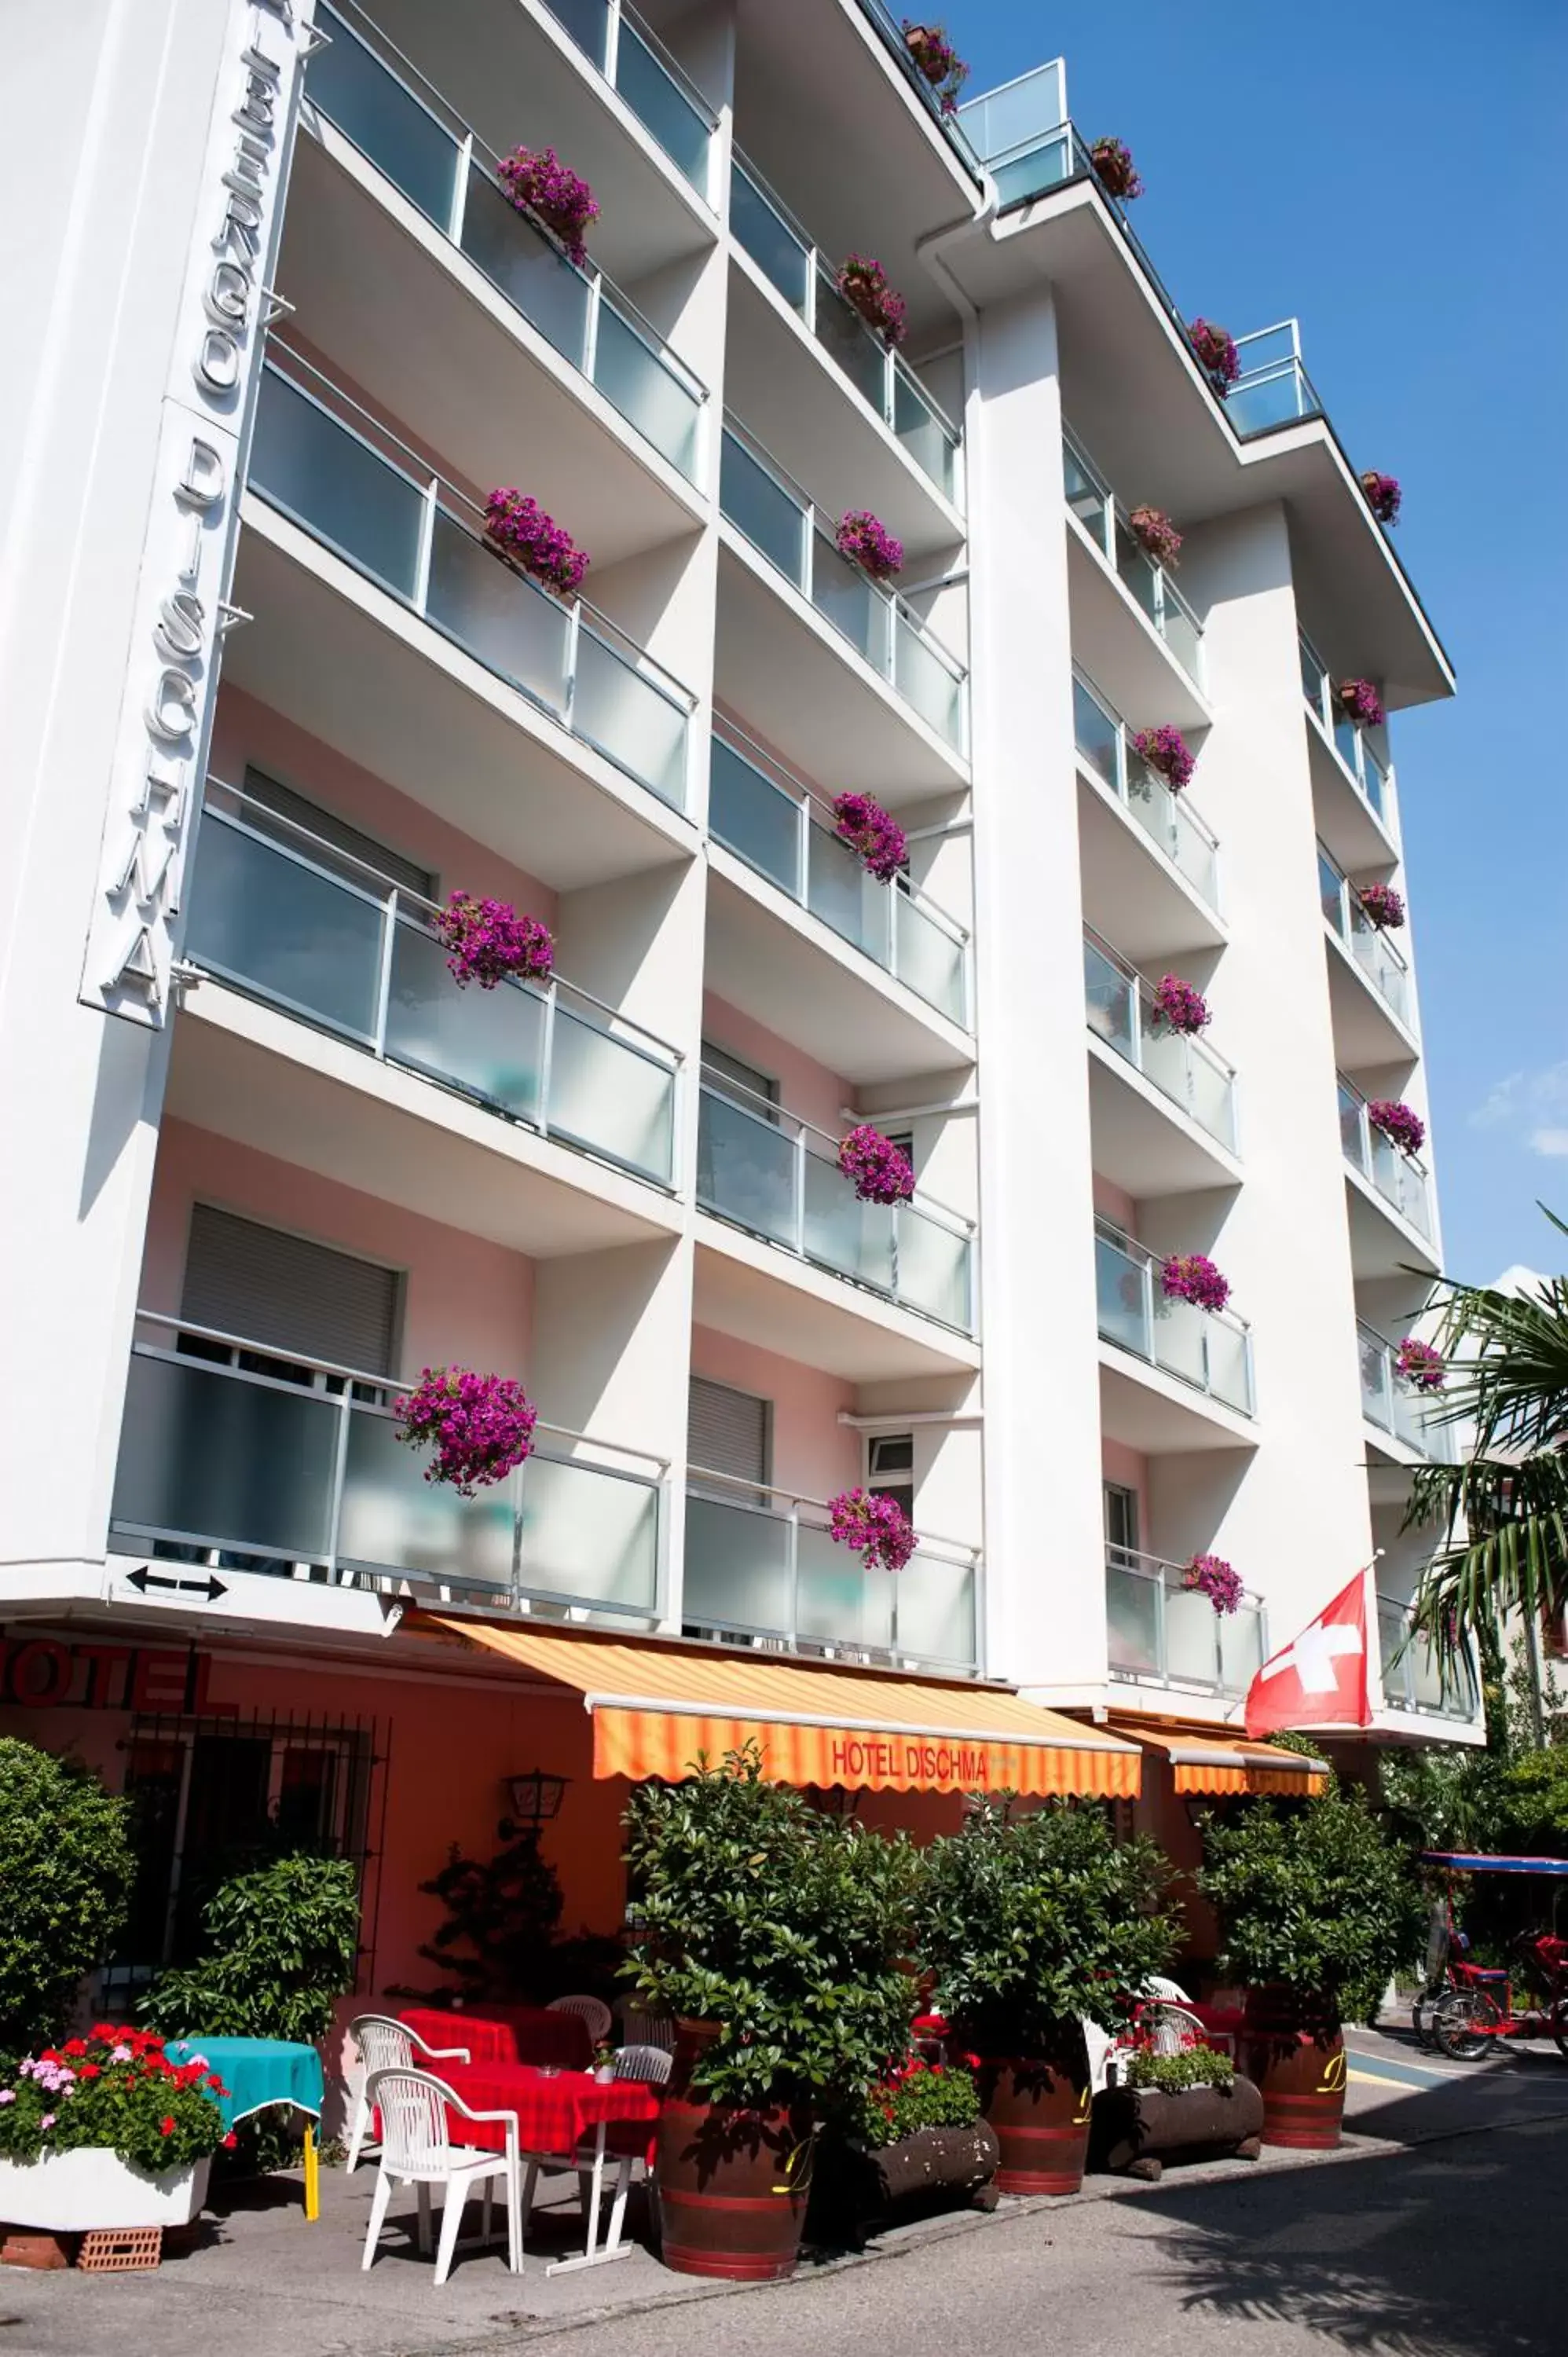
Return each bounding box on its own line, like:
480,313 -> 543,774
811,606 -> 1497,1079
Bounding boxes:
164,2036 -> 327,2220
442,2060 -> 663,2275
397,2003 -> 592,2071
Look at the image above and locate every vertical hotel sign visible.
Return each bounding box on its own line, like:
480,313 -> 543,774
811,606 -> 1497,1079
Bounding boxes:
79,0 -> 314,1025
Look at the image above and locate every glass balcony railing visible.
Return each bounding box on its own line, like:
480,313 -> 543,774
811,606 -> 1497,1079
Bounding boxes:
729,152 -> 962,505
852,0 -> 984,168
697,1075 -> 976,1333
1358,1324 -> 1457,1461
110,1316 -> 663,1617
1072,669 -> 1220,913
1317,843 -> 1413,1030
1083,931 -> 1236,1151
709,732 -> 970,1026
248,356 -> 694,810
185,787 -> 679,1185
1339,1079 -> 1433,1241
1061,427 -> 1204,687
1228,324 -> 1328,440
719,419 -> 969,755
306,5 -> 707,482
1095,1220 -> 1255,1416
537,0 -> 716,199
1299,630 -> 1396,835
1107,1545 -> 1266,1695
684,1472 -> 979,1672
1377,1594 -> 1478,1721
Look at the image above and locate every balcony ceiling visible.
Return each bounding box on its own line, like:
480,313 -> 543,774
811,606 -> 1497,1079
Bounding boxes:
1097,1351 -> 1257,1454
694,1227 -> 981,1385
1324,933 -> 1419,1071
940,192 -> 1453,710
1345,1170 -> 1441,1281
1064,524 -> 1208,733
1076,773 -> 1225,963
1086,1043 -> 1241,1198
1306,724 -> 1398,875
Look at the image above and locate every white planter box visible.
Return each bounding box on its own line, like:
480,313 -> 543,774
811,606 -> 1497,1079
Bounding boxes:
0,2148 -> 211,2230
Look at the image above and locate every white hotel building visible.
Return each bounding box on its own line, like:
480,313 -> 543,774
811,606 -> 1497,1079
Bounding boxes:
0,0 -> 1477,1989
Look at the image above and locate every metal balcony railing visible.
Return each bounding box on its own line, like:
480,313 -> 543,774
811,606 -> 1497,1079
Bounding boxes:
1377,1594 -> 1479,1721
684,1465 -> 980,1672
1062,425 -> 1204,688
1072,667 -> 1221,913
1317,841 -> 1413,1032
537,0 -> 718,200
1339,1077 -> 1433,1241
1084,929 -> 1236,1153
1107,1544 -> 1266,1695
186,784 -> 680,1187
1299,629 -> 1397,836
1094,1219 -> 1255,1417
111,1314 -> 665,1617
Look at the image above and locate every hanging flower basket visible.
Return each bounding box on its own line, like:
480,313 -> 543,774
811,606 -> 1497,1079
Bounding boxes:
902,21 -> 968,112
833,790 -> 907,883
837,255 -> 908,348
1161,1253 -> 1231,1314
1131,724 -> 1196,793
1336,677 -> 1385,730
1189,317 -> 1240,393
1367,1099 -> 1425,1159
1356,882 -> 1405,932
1181,1554 -> 1244,1616
828,1486 -> 918,1572
496,146 -> 599,266
1090,137 -> 1144,201
1127,505 -> 1181,567
1151,975 -> 1211,1035
836,509 -> 904,582
1360,471 -> 1401,526
838,1124 -> 915,1204
1395,1337 -> 1445,1392
435,893 -> 555,990
485,489 -> 589,595
396,1365 -> 537,1495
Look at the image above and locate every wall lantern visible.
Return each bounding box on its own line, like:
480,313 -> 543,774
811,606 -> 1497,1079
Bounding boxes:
507,1769 -> 570,1824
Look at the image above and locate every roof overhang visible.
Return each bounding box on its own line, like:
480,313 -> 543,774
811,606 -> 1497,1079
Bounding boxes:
1108,1714 -> 1330,1797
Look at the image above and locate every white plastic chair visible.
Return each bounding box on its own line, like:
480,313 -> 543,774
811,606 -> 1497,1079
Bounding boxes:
361,2067 -> 521,2288
617,2003 -> 678,2054
345,2014 -> 471,2174
545,1992 -> 613,2047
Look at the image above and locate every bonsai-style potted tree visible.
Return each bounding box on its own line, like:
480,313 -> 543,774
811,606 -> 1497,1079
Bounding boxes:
624,1746 -> 921,2280
916,1798 -> 1178,2194
1200,1786 -> 1422,2148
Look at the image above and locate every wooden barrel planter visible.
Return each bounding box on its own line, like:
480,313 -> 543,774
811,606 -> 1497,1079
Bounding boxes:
1243,2006 -> 1346,2150
654,2023 -> 813,2282
973,2048 -> 1091,2195
809,2121 -> 1000,2245
1090,2077 -> 1266,2181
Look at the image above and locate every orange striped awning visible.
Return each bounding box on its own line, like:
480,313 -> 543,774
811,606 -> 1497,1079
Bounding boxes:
428,1619 -> 1141,1800
1108,1718 -> 1328,1797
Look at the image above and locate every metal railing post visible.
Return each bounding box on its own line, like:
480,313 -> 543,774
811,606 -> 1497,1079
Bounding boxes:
562,597 -> 583,731
372,889 -> 399,1058
793,1124 -> 808,1255
325,1388 -> 354,1586
537,977 -> 558,1139
449,134 -> 473,244
413,478 -> 438,614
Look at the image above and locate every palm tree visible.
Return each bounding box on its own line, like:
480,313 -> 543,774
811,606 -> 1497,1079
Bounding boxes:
1406,1219 -> 1568,1730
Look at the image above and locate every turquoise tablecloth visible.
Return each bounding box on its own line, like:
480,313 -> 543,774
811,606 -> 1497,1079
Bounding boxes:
164,2036 -> 324,2128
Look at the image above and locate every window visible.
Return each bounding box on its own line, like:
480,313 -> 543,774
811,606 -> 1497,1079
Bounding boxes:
687,1375 -> 771,1499
241,766 -> 435,900
702,1040 -> 779,1120
181,1204 -> 401,1379
867,1431 -> 914,1521
1104,1481 -> 1140,1560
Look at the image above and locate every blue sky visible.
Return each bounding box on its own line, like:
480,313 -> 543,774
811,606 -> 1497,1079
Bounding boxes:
940,1 -> 1568,1284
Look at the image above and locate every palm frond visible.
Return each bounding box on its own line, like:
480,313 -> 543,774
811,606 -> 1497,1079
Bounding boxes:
1420,1241 -> 1568,1457
1407,1453 -> 1568,1660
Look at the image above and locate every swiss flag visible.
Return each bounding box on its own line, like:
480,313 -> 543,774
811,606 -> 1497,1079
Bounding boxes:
1244,1569 -> 1372,1739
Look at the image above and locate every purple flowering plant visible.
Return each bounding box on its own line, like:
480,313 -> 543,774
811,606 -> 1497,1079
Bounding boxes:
1161,1253 -> 1231,1314
1357,882 -> 1405,932
1132,724 -> 1196,793
485,489 -> 589,596
902,21 -> 968,112
1151,974 -> 1211,1036
1360,471 -> 1402,526
828,1486 -> 918,1572
1181,1553 -> 1244,1615
1189,317 -> 1240,391
435,893 -> 555,991
396,1366 -> 537,1495
1090,137 -> 1144,201
833,790 -> 907,884
837,255 -> 907,349
1337,677 -> 1385,730
836,509 -> 904,582
1368,1100 -> 1426,1160
838,1124 -> 916,1205
1127,504 -> 1181,567
496,146 -> 599,267
1396,1337 -> 1445,1392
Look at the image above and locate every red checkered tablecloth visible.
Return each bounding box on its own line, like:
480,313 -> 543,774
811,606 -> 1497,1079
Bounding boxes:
443,2062 -> 663,2161
397,2005 -> 592,2071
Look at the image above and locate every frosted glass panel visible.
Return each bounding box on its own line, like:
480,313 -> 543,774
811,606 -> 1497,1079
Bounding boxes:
308,7 -> 459,227
519,1456 -> 658,1611
112,1353 -> 337,1561
426,514 -> 570,714
185,816 -> 385,1043
460,170 -> 590,363
797,1525 -> 892,1651
698,1090 -> 796,1246
1096,1235 -> 1150,1354
897,1552 -> 976,1666
615,21 -> 711,191
731,164 -> 808,310
251,372 -> 423,598
802,1150 -> 895,1290
1106,1559 -> 1160,1675
573,626 -> 688,807
385,923 -> 544,1120
339,1409 -> 515,1589
1165,1586 -> 1219,1684
548,1004 -> 674,1182
709,739 -> 799,891
720,434 -> 805,582
594,305 -> 700,478
683,1494 -> 792,1631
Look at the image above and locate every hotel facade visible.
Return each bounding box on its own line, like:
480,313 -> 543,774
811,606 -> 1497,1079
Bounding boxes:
0,0 -> 1475,1995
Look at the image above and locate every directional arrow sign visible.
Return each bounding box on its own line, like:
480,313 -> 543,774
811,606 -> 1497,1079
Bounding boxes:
124,1565 -> 228,1604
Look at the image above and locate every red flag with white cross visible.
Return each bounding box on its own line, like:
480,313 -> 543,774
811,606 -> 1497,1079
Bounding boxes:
1244,1569 -> 1372,1738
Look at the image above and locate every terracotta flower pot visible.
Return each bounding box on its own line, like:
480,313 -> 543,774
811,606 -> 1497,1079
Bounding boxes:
973,2046 -> 1091,2194
1243,1992 -> 1346,2150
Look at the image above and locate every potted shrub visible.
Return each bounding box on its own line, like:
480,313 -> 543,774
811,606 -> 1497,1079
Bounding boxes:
902,21 -> 967,112
1089,137 -> 1143,201
624,1746 -> 921,2280
0,2027 -> 232,2231
1127,504 -> 1181,566
1337,676 -> 1385,730
1091,2043 -> 1264,2180
812,2051 -> 998,2242
1200,1787 -> 1423,2148
836,255 -> 907,348
1360,471 -> 1401,526
916,1799 -> 1178,2194
1188,317 -> 1240,393
0,1740 -> 134,2054
496,146 -> 599,266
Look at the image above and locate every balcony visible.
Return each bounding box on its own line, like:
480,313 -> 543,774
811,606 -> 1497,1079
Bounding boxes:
1107,1545 -> 1266,1698
684,1472 -> 979,1673
245,356 -> 694,815
110,1316 -> 664,1620
537,0 -> 718,202
728,150 -> 962,510
697,1072 -> 975,1336
1300,630 -> 1398,861
1339,1078 -> 1435,1264
1377,1595 -> 1479,1722
1073,671 -> 1222,947
1318,843 -> 1417,1063
1359,1325 -> 1457,1463
718,416 -> 969,769
1095,1220 -> 1255,1421
709,729 -> 970,1034
303,4 -> 708,486
1063,426 -> 1206,701
184,786 -> 679,1189
1084,929 -> 1238,1184
1227,323 -> 1328,441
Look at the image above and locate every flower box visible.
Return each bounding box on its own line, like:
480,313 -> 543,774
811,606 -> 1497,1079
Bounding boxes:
1090,137 -> 1144,201
1360,471 -> 1401,526
1090,2079 -> 1263,2181
811,2121 -> 999,2243
1189,317 -> 1240,392
0,2150 -> 210,2232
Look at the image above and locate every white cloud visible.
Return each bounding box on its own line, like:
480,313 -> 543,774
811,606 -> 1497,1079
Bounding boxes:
1531,1129 -> 1568,1158
1470,1062 -> 1568,1136
1470,1072 -> 1524,1128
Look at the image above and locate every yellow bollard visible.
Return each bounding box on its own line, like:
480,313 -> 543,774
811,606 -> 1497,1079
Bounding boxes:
302,2121 -> 321,2222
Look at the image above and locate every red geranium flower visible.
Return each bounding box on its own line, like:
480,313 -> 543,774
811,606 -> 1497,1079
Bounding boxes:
77,2063 -> 102,2080
62,2039 -> 88,2058
159,2116 -> 176,2137
222,2132 -> 238,2150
